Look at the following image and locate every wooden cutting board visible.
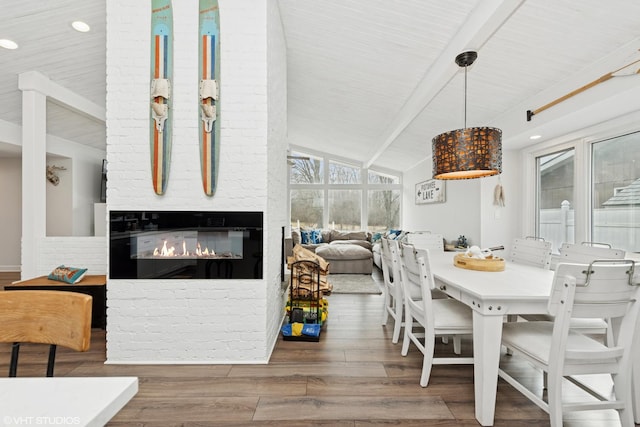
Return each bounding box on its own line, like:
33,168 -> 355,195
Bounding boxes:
453,253 -> 505,272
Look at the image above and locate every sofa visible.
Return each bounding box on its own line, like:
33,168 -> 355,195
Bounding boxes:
286,229 -> 373,274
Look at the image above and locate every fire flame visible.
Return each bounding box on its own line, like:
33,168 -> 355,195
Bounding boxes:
152,240 -> 215,257
152,241 -> 176,256
195,242 -> 215,256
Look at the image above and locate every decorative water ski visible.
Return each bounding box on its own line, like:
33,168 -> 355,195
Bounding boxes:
150,0 -> 173,195
198,0 -> 221,196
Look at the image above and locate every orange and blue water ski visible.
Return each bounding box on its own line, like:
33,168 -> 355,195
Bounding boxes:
199,0 -> 220,196
150,0 -> 173,195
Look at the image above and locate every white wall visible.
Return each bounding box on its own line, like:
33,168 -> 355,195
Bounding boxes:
402,149 -> 524,252
479,149 -> 521,251
402,158 -> 482,247
0,140 -> 103,273
46,137 -> 105,236
402,150 -> 523,251
265,0 -> 289,351
35,237 -> 107,276
0,157 -> 21,271
46,158 -> 73,236
106,0 -> 287,363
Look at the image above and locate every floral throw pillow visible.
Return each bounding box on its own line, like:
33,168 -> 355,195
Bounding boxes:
48,265 -> 88,284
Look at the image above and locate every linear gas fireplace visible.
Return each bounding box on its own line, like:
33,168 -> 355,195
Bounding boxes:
110,211 -> 263,279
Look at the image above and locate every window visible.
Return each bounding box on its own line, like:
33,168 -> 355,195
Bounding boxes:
329,161 -> 361,184
368,189 -> 400,232
369,170 -> 400,184
591,132 -> 640,252
290,189 -> 323,229
536,149 -> 575,253
328,189 -> 361,230
527,128 -> 640,255
289,152 -> 323,184
288,148 -> 401,231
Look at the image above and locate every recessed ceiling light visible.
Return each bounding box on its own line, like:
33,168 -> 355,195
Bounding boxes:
529,135 -> 542,140
71,21 -> 91,32
0,39 -> 18,49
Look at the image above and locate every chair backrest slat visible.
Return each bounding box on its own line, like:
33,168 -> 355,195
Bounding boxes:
0,290 -> 92,352
509,238 -> 552,269
548,261 -> 638,320
398,242 -> 434,300
553,243 -> 625,270
381,237 -> 401,282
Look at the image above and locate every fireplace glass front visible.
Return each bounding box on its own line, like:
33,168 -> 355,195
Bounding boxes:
110,211 -> 263,279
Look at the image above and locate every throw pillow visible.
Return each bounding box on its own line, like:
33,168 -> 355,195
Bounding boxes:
310,228 -> 323,244
48,265 -> 88,284
301,228 -> 324,245
300,229 -> 312,244
388,229 -> 402,240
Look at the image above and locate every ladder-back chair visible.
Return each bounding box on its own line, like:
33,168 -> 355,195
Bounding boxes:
527,242 -> 626,342
499,260 -> 639,427
380,237 -> 404,344
509,237 -> 553,269
397,241 -> 473,387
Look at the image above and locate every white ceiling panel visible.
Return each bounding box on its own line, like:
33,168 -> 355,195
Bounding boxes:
1,0 -> 639,173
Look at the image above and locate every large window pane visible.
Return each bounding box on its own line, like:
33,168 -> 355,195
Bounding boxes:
537,149 -> 575,252
592,132 -> 640,252
329,161 -> 361,184
328,190 -> 361,230
289,152 -> 323,184
290,189 -> 323,229
368,170 -> 400,184
368,190 -> 400,232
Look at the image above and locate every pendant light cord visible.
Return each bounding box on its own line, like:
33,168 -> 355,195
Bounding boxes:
463,64 -> 468,129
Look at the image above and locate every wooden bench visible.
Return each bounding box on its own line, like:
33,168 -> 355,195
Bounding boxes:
4,275 -> 107,329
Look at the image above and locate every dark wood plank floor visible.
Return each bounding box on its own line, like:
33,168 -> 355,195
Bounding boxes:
0,270 -> 625,426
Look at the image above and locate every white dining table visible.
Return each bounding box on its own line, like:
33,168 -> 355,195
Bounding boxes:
430,252 -> 640,426
429,252 -> 555,426
0,376 -> 138,427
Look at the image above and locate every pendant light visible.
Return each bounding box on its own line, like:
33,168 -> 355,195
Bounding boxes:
432,51 -> 502,180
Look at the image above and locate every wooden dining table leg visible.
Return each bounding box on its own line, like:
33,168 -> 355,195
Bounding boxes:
472,311 -> 504,426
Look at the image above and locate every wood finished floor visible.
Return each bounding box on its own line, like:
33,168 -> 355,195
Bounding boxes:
0,271 -> 626,426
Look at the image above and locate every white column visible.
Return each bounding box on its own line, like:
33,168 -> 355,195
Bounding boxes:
20,86 -> 48,279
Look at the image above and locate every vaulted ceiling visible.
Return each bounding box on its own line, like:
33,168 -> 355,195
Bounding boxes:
1,0 -> 639,172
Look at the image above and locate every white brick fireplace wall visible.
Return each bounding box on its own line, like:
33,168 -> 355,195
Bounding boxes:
105,0 -> 288,363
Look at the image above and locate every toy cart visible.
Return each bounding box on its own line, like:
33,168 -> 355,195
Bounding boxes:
282,260 -> 328,341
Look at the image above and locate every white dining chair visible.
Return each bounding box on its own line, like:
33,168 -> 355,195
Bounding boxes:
499,260 -> 640,427
553,242 -> 625,270
506,237 -> 553,332
509,237 -> 552,269
526,242 -> 626,343
397,241 -> 473,387
380,237 -> 404,344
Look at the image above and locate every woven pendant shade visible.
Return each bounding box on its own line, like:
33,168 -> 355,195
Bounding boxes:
432,126 -> 502,179
432,51 -> 502,180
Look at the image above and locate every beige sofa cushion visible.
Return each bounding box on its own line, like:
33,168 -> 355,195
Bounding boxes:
330,239 -> 372,251
316,244 -> 372,261
330,230 -> 370,242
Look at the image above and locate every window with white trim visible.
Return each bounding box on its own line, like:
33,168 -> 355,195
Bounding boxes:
529,130 -> 640,254
288,149 -> 401,231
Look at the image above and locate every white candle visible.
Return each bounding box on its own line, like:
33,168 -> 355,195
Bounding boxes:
297,220 -> 300,229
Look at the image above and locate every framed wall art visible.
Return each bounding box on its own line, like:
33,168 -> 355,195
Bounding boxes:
415,179 -> 445,204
